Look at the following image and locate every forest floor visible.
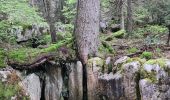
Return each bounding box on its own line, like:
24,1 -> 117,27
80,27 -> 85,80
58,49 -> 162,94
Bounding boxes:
110,37 -> 170,59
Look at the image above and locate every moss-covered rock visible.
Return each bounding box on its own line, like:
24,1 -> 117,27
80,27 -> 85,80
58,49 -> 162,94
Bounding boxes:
113,30 -> 126,38
140,59 -> 169,83
88,57 -> 104,68
145,58 -> 166,67
7,38 -> 73,65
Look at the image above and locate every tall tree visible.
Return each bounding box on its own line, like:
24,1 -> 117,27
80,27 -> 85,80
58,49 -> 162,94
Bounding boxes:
29,0 -> 63,42
126,0 -> 133,36
74,0 -> 100,64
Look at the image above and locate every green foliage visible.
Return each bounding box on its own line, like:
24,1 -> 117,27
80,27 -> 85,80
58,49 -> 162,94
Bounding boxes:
8,38 -> 73,64
0,0 -> 47,44
134,6 -> 149,24
100,41 -> 114,54
141,51 -> 153,59
132,25 -> 168,41
0,0 -> 45,26
39,35 -> 51,45
145,58 -> 166,67
113,30 -> 126,38
128,47 -> 138,53
62,0 -> 76,23
146,25 -> 168,35
144,0 -> 170,25
0,82 -> 20,99
0,48 -> 6,68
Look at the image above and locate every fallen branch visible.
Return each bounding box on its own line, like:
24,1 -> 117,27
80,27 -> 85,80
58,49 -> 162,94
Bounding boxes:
125,51 -> 143,57
8,54 -> 54,70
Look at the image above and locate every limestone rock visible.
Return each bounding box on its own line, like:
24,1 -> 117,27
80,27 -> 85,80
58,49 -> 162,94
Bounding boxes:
87,57 -> 104,100
45,66 -> 63,100
0,71 -> 11,82
139,60 -> 170,100
98,72 -> 124,100
122,61 -> 141,100
114,56 -> 129,66
139,79 -> 170,100
69,61 -> 83,100
20,73 -> 41,100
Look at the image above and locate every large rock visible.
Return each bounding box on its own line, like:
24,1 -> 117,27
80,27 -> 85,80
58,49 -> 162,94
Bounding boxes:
20,73 -> 41,100
69,61 -> 83,100
16,25 -> 43,42
122,61 -> 141,100
139,59 -> 170,100
87,57 -> 104,100
139,79 -> 170,100
45,66 -> 63,100
98,72 -> 124,100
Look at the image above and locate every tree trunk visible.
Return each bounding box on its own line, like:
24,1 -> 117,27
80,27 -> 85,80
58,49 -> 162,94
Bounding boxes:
30,0 -> 63,42
74,0 -> 100,64
46,0 -> 59,42
120,0 -> 125,30
166,25 -> 170,46
126,0 -> 133,37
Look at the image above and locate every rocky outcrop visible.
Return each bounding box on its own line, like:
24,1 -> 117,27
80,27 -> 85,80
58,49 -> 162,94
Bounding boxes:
20,73 -> 41,100
69,61 -> 83,100
139,59 -> 170,100
15,25 -> 45,42
0,57 -> 170,100
98,72 -> 124,100
122,61 -> 141,100
87,57 -> 104,100
45,65 -> 63,100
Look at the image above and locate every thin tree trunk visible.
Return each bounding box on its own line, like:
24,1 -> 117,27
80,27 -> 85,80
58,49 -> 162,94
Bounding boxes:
120,0 -> 125,30
166,25 -> 170,46
126,0 -> 133,37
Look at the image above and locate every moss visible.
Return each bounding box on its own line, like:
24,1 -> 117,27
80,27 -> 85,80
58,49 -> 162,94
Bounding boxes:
0,72 -> 28,99
8,48 -> 41,64
140,58 -> 169,83
0,48 -> 7,68
140,51 -> 153,59
126,57 -> 146,65
88,57 -> 104,66
113,30 -> 126,38
128,47 -> 138,53
8,38 -> 73,65
101,41 -> 114,53
145,58 -> 166,68
140,67 -> 157,83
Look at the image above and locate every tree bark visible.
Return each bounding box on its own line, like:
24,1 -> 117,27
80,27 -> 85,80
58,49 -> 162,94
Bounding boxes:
166,25 -> 170,46
126,0 -> 133,37
29,0 -> 64,42
120,0 -> 125,30
74,0 -> 100,64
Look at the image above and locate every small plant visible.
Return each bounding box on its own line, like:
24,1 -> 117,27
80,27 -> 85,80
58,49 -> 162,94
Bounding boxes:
128,47 -> 138,53
141,51 -> 153,59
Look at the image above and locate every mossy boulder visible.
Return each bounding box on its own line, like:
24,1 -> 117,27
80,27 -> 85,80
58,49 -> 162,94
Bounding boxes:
113,30 -> 126,38
88,57 -> 104,67
140,59 -> 170,83
7,38 -> 73,66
